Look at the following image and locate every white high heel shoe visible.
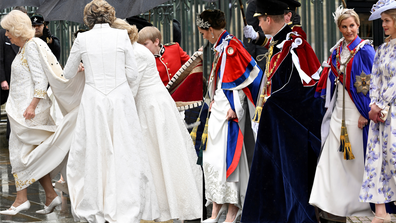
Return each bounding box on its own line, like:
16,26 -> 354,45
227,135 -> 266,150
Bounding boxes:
202,204 -> 228,223
223,208 -> 242,223
0,200 -> 30,215
36,196 -> 62,214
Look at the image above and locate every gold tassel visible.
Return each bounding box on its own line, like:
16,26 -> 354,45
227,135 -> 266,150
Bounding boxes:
253,94 -> 266,123
339,120 -> 355,160
189,118 -> 200,146
200,117 -> 209,151
252,106 -> 262,123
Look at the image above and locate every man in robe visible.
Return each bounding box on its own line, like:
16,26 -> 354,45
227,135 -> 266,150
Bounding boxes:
241,0 -> 325,222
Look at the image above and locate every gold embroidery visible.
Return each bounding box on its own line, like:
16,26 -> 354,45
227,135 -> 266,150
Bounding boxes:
20,45 -> 29,69
354,71 -> 371,96
34,89 -> 47,98
13,173 -> 36,190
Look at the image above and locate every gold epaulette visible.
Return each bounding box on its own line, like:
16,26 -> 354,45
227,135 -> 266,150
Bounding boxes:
164,42 -> 177,46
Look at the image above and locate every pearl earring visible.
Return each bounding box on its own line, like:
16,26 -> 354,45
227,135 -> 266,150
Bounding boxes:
211,33 -> 214,38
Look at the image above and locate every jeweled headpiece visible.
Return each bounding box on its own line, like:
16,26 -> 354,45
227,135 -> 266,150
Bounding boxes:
333,5 -> 356,25
369,0 -> 396,20
196,17 -> 211,29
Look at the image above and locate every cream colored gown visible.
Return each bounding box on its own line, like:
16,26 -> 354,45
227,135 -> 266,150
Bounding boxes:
309,40 -> 371,216
64,24 -> 159,223
131,42 -> 202,221
7,38 -> 80,191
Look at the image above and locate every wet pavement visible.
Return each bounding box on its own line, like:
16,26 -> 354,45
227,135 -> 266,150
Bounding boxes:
0,116 -> 394,223
0,128 -> 74,223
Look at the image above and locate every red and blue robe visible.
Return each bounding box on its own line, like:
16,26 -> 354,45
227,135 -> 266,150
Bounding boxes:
315,36 -> 375,155
209,30 -> 263,178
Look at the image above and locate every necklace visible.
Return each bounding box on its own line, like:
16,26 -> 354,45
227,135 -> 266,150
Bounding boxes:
335,41 -> 358,79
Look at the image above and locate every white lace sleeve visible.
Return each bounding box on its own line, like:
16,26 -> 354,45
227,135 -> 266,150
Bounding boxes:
25,41 -> 48,98
64,37 -> 82,80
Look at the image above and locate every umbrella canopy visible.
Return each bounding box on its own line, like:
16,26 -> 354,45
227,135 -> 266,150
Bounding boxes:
0,0 -> 44,10
35,0 -> 169,23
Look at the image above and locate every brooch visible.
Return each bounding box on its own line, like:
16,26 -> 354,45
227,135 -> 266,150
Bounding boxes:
354,71 -> 371,96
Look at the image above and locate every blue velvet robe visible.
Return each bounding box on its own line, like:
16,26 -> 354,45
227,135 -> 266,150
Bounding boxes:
241,25 -> 325,223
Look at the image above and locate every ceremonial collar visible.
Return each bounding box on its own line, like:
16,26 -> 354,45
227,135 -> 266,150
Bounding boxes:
154,45 -> 165,57
345,35 -> 362,51
272,24 -> 292,43
214,30 -> 229,50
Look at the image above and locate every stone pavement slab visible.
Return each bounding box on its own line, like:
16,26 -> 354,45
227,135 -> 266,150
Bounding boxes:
348,214 -> 396,222
0,133 -> 394,223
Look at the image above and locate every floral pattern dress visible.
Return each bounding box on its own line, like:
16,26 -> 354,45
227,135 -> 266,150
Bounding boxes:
360,38 -> 396,204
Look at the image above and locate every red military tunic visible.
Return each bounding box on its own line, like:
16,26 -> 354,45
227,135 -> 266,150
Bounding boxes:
155,42 -> 190,86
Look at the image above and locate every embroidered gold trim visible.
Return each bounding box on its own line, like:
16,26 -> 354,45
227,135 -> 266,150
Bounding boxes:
34,89 -> 47,98
13,173 -> 36,190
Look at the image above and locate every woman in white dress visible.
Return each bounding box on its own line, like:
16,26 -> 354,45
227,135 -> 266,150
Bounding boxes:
309,6 -> 374,217
64,1 -> 159,222
0,10 -> 63,216
359,1 -> 396,222
111,18 -> 202,221
196,9 -> 262,223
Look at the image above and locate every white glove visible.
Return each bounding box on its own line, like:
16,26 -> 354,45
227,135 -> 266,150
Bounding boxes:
244,25 -> 258,40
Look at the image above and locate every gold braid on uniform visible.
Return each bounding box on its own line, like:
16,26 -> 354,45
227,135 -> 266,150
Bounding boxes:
253,40 -> 278,123
336,43 -> 359,160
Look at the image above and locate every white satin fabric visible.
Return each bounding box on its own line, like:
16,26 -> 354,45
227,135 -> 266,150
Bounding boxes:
7,37 -> 82,191
309,40 -> 371,217
203,86 -> 249,208
64,24 -> 159,223
131,42 -> 202,221
309,84 -> 371,216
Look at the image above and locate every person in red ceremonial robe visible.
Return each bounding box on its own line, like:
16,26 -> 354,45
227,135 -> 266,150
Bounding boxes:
196,9 -> 263,223
137,26 -> 190,86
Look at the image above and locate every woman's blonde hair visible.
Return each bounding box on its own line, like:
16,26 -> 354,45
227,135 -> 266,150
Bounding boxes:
111,18 -> 139,44
337,10 -> 360,28
382,9 -> 396,43
137,26 -> 161,45
1,10 -> 34,41
84,0 -> 116,29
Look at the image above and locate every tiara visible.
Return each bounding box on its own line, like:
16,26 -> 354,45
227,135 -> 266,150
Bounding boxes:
371,0 -> 396,13
333,5 -> 356,25
196,17 -> 211,29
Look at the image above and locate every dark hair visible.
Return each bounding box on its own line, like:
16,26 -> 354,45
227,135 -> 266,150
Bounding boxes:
284,10 -> 295,19
198,9 -> 226,30
13,6 -> 27,14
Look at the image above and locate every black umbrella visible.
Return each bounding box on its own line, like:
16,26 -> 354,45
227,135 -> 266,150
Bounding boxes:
0,0 -> 44,9
35,0 -> 170,23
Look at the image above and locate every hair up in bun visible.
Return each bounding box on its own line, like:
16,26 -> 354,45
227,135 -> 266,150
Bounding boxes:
197,9 -> 226,30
